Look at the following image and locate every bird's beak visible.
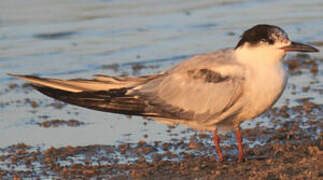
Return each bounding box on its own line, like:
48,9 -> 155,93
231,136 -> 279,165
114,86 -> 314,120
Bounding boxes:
281,41 -> 319,52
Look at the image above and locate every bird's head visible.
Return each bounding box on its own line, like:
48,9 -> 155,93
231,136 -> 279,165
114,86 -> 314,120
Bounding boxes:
235,24 -> 319,63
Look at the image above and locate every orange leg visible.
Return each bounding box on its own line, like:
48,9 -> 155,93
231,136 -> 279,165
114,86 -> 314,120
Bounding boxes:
213,129 -> 223,162
235,125 -> 244,162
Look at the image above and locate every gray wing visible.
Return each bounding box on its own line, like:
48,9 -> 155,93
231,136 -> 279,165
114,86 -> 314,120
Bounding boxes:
131,49 -> 246,124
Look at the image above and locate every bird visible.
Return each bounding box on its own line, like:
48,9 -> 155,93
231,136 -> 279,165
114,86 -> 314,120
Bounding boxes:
8,24 -> 319,162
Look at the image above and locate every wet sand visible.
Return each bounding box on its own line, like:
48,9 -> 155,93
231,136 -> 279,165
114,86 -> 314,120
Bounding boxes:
0,104 -> 321,179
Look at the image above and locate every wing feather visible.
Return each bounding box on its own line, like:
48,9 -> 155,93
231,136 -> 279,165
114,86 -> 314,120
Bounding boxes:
132,49 -> 246,124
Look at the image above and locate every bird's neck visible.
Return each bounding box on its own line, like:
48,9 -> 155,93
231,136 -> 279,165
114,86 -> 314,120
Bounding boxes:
233,46 -> 286,67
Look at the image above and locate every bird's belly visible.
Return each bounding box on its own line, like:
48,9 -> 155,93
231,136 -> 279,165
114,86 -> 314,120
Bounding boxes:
239,67 -> 287,120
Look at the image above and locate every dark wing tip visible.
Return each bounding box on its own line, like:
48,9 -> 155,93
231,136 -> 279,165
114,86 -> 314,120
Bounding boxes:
7,73 -> 27,80
7,73 -> 18,77
8,73 -> 37,79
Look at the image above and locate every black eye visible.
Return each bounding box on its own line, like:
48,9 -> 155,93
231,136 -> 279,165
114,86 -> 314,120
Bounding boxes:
268,39 -> 274,44
260,38 -> 274,44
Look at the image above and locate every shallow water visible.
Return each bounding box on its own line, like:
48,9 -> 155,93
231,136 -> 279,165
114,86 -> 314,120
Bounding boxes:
0,0 -> 322,148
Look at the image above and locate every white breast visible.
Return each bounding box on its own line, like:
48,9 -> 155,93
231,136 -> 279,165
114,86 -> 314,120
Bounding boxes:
240,63 -> 287,120
233,45 -> 288,121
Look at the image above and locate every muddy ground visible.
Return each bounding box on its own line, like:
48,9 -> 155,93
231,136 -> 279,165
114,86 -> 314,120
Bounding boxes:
0,108 -> 321,179
0,55 -> 322,179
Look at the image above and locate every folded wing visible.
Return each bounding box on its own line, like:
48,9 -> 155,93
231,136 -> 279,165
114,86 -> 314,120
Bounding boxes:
8,49 -> 245,125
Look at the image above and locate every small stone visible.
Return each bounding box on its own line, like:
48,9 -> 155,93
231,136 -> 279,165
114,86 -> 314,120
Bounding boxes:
188,141 -> 199,149
83,169 -> 95,176
215,170 -> 221,175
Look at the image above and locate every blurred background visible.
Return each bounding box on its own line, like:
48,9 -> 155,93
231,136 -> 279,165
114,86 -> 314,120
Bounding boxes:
0,0 -> 322,148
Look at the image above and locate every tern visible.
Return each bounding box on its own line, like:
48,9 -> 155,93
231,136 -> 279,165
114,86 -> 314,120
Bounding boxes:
9,24 -> 319,162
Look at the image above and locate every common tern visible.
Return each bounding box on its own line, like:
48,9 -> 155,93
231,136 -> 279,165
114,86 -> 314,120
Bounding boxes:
9,24 -> 319,162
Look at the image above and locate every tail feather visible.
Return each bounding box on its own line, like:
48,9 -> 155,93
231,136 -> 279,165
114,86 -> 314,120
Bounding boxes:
8,74 -> 85,93
8,73 -> 163,93
34,86 -> 156,116
9,73 -> 163,116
